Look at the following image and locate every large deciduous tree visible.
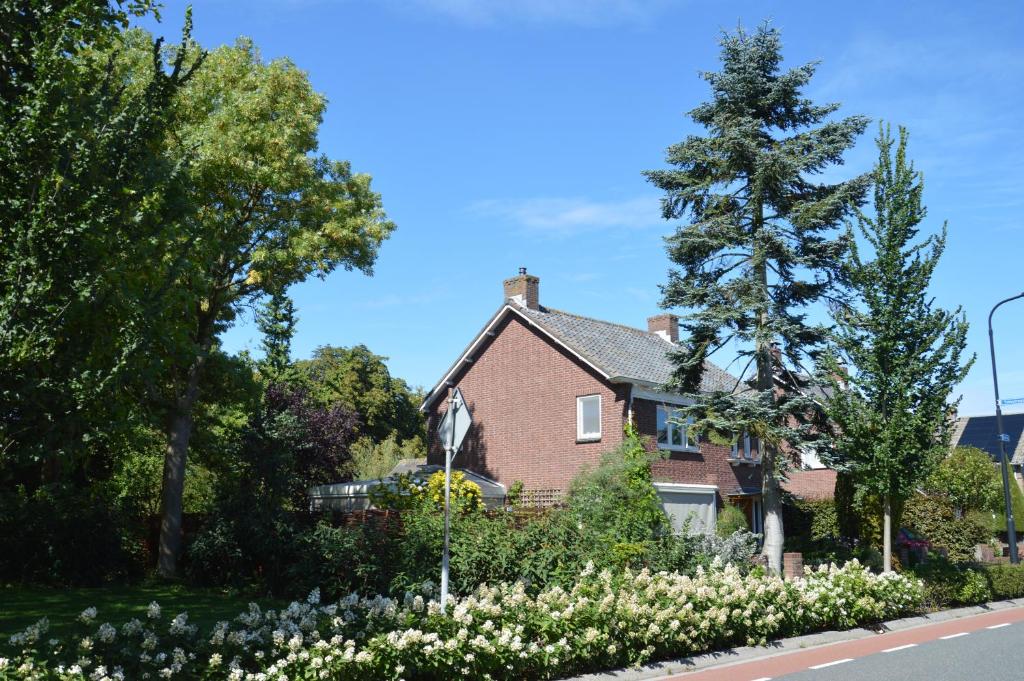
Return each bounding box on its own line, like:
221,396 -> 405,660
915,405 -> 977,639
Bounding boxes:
644,24 -> 869,573
0,1 -> 200,484
825,126 -> 972,572
137,36 -> 395,577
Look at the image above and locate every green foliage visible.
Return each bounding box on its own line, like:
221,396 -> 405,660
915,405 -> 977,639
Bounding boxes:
566,425 -> 669,543
297,345 -> 424,443
911,557 -> 992,608
996,477 -> 1024,533
717,504 -> 749,538
0,485 -> 142,585
825,127 -> 973,568
925,447 -> 1003,516
347,433 -> 425,481
0,2 -> 200,479
784,498 -> 840,542
902,494 -> 991,563
113,30 -> 396,574
644,23 -> 869,571
256,291 -> 298,383
983,563 -> 1024,599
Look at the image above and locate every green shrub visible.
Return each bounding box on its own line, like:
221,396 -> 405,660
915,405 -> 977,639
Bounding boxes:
983,563 -> 1024,599
567,424 -> 668,541
717,504 -> 749,537
0,485 -> 143,585
925,447 -> 1004,516
911,557 -> 992,609
782,497 -> 839,542
902,494 -> 990,562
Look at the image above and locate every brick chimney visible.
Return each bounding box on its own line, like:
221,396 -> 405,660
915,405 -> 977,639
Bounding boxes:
503,267 -> 540,310
647,313 -> 679,343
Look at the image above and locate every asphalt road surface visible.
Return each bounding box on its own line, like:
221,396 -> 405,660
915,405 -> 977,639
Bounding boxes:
664,606 -> 1024,681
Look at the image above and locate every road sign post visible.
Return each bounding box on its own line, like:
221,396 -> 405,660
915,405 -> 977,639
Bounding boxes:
437,387 -> 472,611
989,293 -> 1022,565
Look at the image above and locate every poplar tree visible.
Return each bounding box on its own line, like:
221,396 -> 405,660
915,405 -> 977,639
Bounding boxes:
644,24 -> 869,573
825,126 -> 972,572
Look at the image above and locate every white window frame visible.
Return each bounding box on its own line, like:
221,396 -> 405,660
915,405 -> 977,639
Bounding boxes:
731,431 -> 753,460
657,404 -> 699,452
576,394 -> 602,441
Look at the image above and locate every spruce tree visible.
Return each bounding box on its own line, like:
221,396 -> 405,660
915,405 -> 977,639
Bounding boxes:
825,126 -> 972,572
644,24 -> 869,573
257,291 -> 298,383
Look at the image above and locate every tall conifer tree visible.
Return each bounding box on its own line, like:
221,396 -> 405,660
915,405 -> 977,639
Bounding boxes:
257,291 -> 298,383
825,126 -> 972,571
645,24 -> 869,572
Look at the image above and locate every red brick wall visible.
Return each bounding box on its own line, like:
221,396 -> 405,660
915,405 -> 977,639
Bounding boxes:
426,312 -> 629,492
632,398 -> 762,507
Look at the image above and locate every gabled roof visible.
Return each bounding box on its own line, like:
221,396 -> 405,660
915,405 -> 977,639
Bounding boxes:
952,414 -> 1024,466
420,302 -> 737,410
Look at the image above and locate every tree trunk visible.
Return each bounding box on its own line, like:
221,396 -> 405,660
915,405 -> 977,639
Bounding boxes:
752,198 -> 784,575
157,323 -> 213,578
761,445 -> 784,574
883,493 -> 892,573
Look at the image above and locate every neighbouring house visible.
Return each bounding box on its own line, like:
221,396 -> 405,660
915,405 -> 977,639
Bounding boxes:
418,269 -> 764,534
783,468 -> 838,501
950,413 -> 1024,489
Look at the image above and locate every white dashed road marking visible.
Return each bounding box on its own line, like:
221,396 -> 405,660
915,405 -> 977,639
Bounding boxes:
939,632 -> 969,640
808,658 -> 853,670
749,677 -> 772,681
882,643 -> 918,653
986,623 -> 1011,629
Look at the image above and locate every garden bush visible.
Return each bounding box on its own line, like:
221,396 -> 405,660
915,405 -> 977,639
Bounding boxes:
902,494 -> 990,562
0,486 -> 143,586
910,556 -> 992,609
983,563 -> 1024,599
2,561 -> 922,681
716,504 -> 748,537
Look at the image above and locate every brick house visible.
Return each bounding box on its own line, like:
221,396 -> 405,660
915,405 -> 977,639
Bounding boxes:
420,269 -> 764,534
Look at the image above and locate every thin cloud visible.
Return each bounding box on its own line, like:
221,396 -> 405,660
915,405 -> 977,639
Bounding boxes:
468,195 -> 662,237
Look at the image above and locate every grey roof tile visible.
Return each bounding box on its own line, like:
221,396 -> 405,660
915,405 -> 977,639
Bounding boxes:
953,414 -> 1024,466
516,305 -> 736,393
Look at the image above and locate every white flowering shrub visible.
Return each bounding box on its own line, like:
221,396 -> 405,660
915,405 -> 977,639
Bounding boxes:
1,561 -> 921,681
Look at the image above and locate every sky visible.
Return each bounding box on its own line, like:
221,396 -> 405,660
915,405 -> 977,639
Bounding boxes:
138,0 -> 1024,416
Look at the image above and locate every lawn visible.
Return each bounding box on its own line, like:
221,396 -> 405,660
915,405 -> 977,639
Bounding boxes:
0,583 -> 284,638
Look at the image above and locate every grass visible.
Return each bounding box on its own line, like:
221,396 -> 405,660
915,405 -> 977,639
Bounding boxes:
0,583 -> 285,638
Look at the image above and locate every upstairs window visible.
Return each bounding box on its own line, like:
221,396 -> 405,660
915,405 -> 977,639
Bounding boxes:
656,405 -> 698,451
577,395 -> 601,441
731,431 -> 754,460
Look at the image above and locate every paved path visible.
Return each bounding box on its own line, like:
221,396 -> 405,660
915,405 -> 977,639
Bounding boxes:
660,606 -> 1024,681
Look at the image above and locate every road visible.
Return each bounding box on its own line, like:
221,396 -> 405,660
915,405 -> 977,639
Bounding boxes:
664,606 -> 1024,681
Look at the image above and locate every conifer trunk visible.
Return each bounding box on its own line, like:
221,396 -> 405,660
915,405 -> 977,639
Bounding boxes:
754,200 -> 785,575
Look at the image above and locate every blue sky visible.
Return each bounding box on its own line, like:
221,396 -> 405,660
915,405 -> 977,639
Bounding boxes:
140,0 -> 1023,416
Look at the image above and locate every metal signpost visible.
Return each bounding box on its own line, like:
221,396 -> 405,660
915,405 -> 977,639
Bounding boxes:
988,293 -> 1022,565
436,386 -> 472,611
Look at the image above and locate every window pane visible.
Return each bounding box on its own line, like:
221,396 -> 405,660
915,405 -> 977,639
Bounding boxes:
670,410 -> 684,446
656,406 -> 668,444
579,395 -> 600,437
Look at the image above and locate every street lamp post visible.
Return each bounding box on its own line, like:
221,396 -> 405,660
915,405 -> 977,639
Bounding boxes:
988,292 -> 1023,565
